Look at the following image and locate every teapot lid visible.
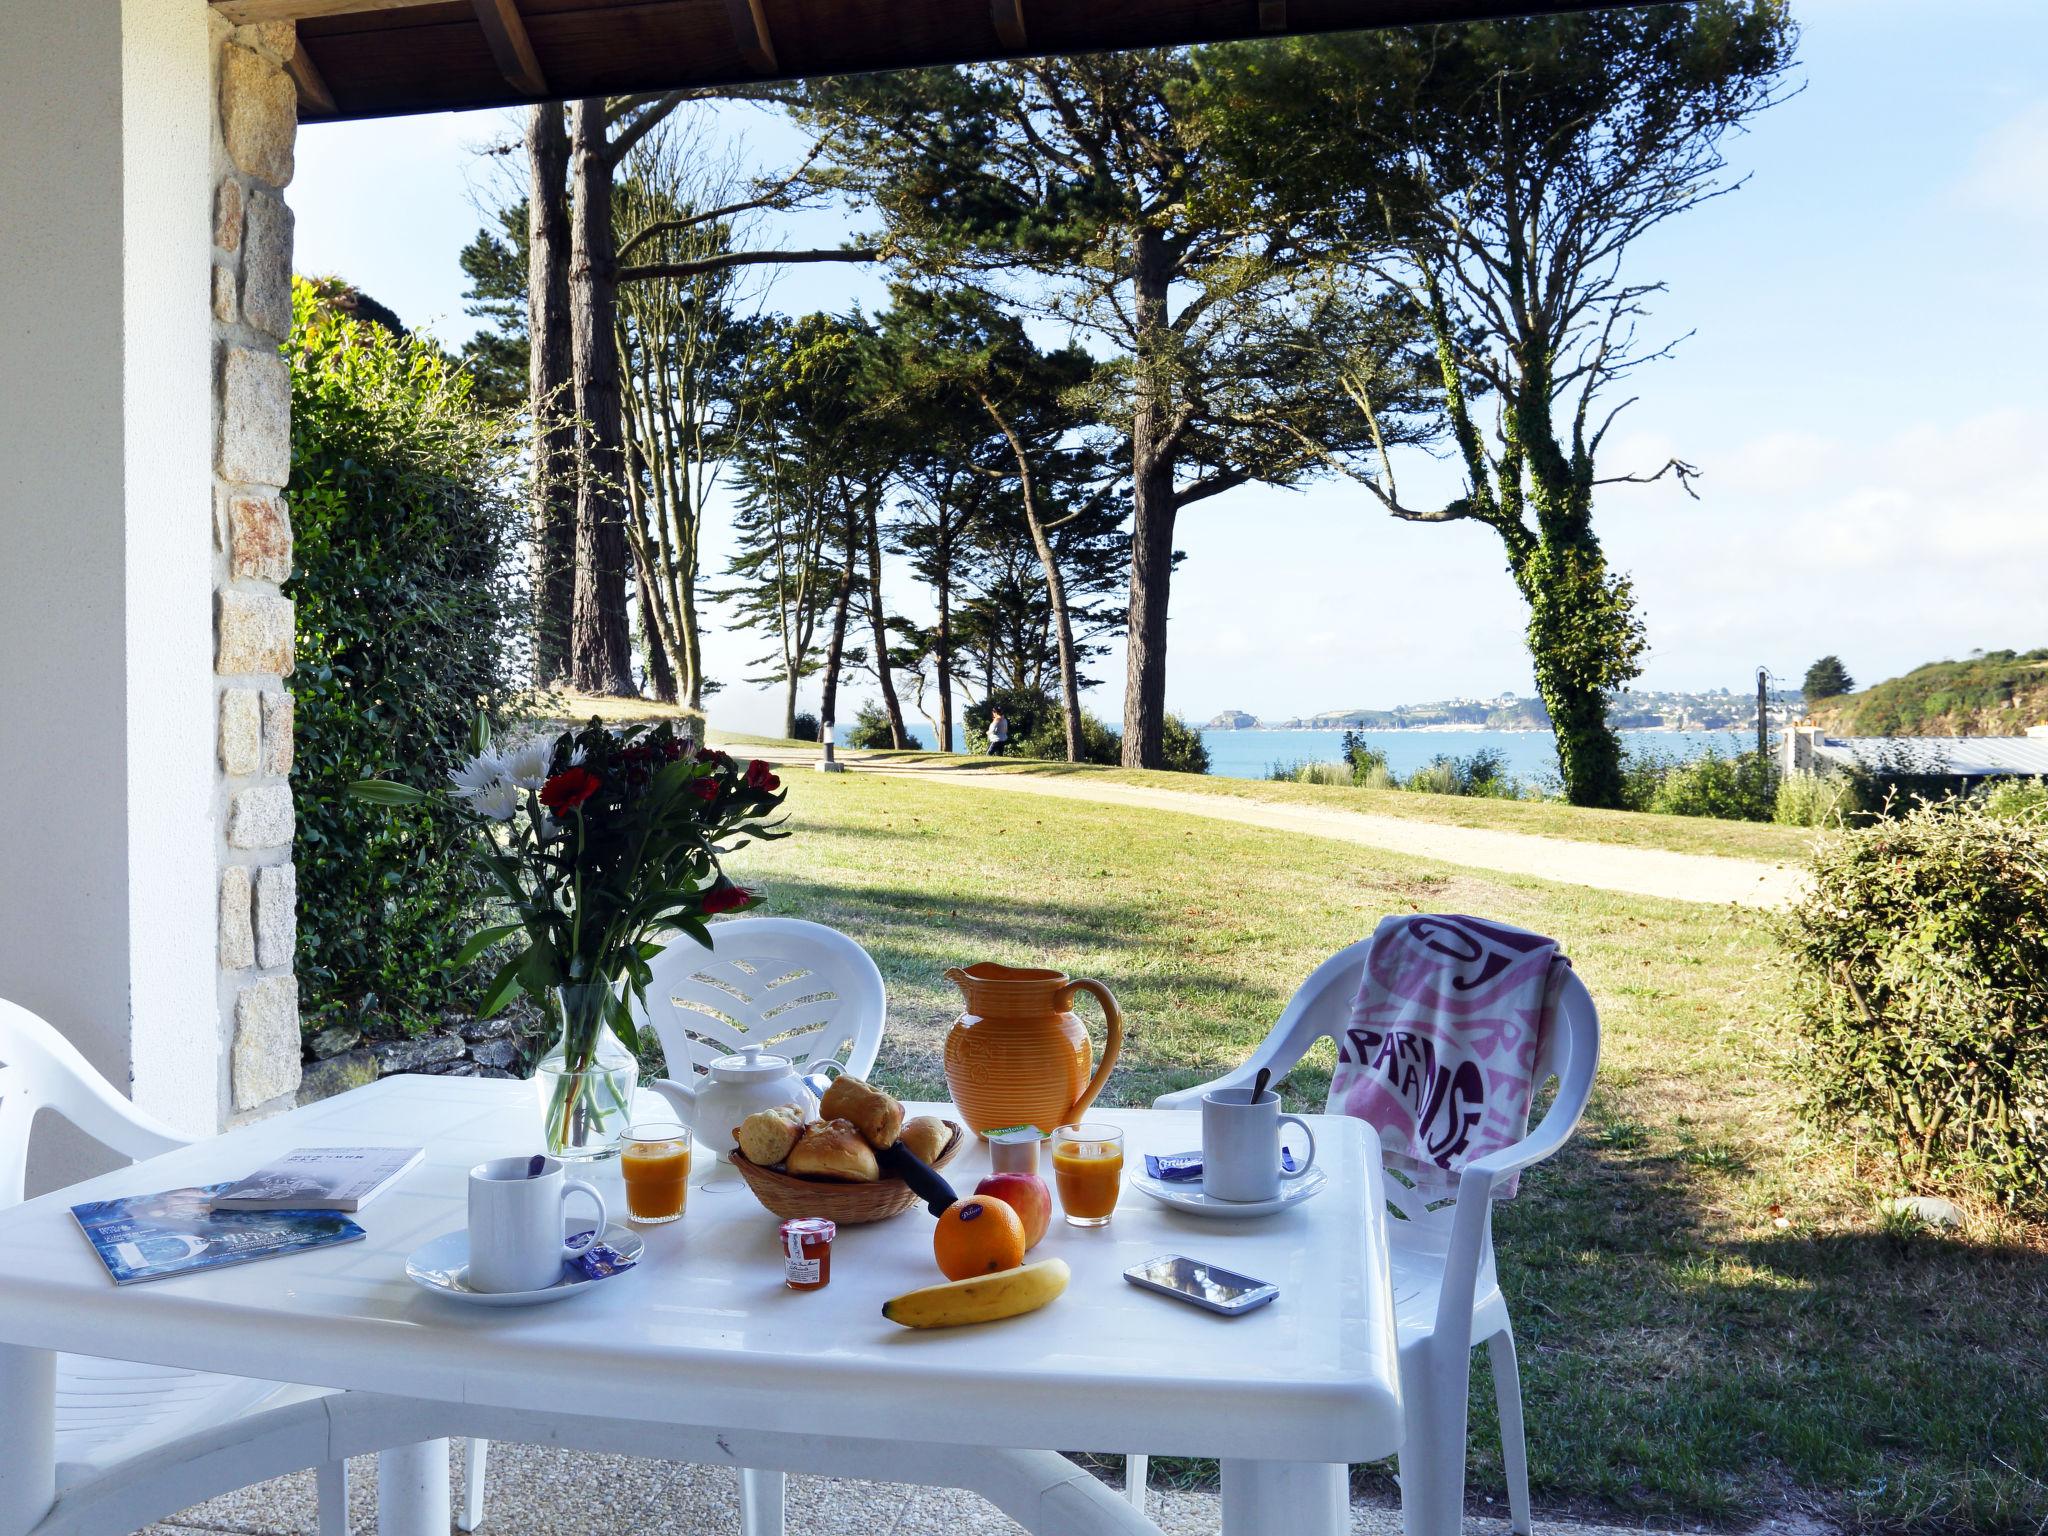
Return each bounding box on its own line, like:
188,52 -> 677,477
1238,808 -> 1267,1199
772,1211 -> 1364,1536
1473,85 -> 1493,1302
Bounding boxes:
707,1044 -> 794,1080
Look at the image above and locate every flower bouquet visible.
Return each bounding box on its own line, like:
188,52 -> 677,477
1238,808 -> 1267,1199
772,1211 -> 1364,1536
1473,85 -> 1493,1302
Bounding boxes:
352,716 -> 789,1158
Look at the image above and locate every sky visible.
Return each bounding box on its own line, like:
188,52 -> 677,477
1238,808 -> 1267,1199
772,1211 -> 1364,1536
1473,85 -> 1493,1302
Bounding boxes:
290,0 -> 2048,735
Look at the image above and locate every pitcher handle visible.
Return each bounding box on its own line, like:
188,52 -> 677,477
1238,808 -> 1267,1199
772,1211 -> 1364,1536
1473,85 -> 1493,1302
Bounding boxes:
1062,977 -> 1125,1125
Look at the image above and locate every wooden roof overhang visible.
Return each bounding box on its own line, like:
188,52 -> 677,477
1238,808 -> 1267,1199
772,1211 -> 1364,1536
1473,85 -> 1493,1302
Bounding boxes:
213,0 -> 1648,124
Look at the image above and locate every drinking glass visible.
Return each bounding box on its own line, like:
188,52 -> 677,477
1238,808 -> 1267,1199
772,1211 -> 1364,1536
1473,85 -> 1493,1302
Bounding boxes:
1052,1122 -> 1124,1227
620,1122 -> 692,1224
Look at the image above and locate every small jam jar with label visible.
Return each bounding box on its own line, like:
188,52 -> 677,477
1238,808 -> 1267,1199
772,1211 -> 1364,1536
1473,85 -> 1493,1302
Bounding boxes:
780,1217 -> 835,1290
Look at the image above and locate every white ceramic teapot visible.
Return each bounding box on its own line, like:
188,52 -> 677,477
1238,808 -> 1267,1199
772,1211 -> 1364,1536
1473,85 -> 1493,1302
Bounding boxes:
647,1045 -> 826,1162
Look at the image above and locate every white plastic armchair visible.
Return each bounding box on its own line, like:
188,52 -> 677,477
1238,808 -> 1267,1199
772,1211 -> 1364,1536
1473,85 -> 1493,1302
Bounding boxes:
0,998 -> 351,1536
459,916 -> 887,1536
1144,928 -> 1600,1536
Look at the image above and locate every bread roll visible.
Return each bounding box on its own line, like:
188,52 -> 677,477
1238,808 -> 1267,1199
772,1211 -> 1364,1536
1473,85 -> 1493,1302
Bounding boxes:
819,1075 -> 905,1150
735,1103 -> 806,1166
898,1115 -> 949,1165
784,1118 -> 880,1182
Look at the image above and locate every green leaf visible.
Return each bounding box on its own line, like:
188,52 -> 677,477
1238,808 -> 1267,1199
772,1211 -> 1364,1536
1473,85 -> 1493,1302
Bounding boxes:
450,922 -> 524,971
349,779 -> 432,805
477,950 -> 528,1017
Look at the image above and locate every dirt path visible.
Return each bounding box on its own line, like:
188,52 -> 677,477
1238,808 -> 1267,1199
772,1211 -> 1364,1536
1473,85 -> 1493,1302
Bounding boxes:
727,745 -> 1806,909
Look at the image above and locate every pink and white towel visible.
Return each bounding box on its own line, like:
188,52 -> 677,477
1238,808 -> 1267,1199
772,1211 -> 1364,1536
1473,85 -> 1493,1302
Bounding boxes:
1327,914 -> 1568,1198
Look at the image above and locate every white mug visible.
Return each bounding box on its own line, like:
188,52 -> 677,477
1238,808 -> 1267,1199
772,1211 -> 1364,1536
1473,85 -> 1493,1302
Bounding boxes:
467,1154 -> 608,1294
1201,1088 -> 1317,1203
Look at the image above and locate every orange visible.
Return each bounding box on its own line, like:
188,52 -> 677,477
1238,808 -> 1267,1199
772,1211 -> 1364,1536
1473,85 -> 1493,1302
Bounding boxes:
932,1196 -> 1027,1281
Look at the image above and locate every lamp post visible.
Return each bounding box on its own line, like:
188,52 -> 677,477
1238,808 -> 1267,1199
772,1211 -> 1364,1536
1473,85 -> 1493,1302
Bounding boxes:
816,716 -> 845,773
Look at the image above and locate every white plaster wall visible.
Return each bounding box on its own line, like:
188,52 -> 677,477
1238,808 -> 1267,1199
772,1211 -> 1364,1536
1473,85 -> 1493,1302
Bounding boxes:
0,0 -> 221,1182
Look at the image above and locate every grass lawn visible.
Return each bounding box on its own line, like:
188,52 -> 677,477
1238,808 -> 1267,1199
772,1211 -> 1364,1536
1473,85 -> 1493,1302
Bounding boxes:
725,769 -> 2047,1534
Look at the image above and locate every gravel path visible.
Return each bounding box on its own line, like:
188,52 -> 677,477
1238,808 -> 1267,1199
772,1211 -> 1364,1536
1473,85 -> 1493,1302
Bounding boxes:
736,748 -> 1807,910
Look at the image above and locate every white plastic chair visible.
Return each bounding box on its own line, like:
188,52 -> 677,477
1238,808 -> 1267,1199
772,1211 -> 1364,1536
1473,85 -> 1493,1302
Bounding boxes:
0,998 -> 351,1536
1138,926 -> 1600,1536
459,916 -> 887,1536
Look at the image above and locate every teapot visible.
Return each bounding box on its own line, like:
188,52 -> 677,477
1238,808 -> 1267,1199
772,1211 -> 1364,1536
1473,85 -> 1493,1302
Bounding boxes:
941,964 -> 1124,1136
648,1045 -> 824,1162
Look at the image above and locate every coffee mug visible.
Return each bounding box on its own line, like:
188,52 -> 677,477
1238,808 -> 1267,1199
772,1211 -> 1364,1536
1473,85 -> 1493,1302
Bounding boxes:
467,1154 -> 608,1293
1201,1088 -> 1317,1203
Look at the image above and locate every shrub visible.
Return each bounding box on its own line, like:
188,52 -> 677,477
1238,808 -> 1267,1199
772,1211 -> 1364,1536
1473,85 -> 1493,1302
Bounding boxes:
287,277 -> 524,1042
1400,747 -> 1522,798
790,711 -> 820,743
1159,713 -> 1211,775
1270,759 -> 1351,786
1774,771 -> 1855,828
964,686 -> 1055,755
1980,776 -> 2048,820
1783,797 -> 2048,1213
1621,740 -> 1777,821
1340,731 -> 1390,787
845,701 -> 894,749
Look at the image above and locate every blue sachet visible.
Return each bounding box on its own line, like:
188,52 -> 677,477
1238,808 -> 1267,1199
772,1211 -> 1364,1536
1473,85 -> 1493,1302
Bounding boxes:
1144,1149 -> 1300,1183
564,1229 -> 637,1280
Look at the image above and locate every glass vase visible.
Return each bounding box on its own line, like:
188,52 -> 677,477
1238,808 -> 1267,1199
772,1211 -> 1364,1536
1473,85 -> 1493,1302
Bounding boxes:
533,982 -> 638,1161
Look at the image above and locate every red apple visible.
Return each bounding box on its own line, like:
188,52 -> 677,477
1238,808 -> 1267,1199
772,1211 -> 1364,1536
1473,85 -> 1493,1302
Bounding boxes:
976,1173 -> 1052,1249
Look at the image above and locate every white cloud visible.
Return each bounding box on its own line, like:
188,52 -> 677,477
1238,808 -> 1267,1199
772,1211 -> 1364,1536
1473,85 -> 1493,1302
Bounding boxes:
1953,100 -> 2048,226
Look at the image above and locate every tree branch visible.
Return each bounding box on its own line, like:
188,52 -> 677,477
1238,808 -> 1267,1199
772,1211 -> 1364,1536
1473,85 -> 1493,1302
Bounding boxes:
618,246 -> 880,282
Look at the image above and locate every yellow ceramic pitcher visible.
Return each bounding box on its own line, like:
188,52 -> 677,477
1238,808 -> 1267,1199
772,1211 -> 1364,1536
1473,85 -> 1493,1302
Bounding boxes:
942,963 -> 1125,1136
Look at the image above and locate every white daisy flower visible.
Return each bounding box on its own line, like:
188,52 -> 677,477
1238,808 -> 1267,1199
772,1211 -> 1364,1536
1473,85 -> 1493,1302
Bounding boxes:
447,751 -> 508,797
500,738 -> 556,791
470,780 -> 520,822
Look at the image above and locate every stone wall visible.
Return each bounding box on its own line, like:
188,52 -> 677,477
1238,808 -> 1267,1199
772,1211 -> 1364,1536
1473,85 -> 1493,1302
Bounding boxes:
211,17 -> 301,1123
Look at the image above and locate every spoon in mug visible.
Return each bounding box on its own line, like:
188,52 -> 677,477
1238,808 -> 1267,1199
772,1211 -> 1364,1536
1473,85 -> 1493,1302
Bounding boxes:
1252,1067 -> 1271,1102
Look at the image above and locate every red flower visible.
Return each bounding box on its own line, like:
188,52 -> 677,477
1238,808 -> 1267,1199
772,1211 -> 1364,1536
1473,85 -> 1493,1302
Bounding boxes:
701,885 -> 753,915
539,765 -> 601,813
745,760 -> 780,793
691,777 -> 721,803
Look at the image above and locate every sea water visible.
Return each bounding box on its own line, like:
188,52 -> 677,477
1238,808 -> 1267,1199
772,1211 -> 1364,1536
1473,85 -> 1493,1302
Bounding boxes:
891,722 -> 1744,787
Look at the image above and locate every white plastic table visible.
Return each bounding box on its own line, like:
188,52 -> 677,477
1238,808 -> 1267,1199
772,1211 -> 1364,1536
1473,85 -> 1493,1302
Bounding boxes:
0,1076 -> 1400,1536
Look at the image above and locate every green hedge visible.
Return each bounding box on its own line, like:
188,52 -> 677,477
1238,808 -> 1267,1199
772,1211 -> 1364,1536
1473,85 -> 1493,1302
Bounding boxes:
1784,797 -> 2048,1213
286,278 -> 524,1041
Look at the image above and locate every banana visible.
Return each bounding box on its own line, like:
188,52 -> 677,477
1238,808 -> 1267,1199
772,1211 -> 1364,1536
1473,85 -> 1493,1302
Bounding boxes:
882,1258 -> 1070,1329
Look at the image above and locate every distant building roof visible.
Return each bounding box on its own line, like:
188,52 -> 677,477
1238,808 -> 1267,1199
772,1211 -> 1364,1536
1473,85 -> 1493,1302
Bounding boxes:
1809,736 -> 2048,778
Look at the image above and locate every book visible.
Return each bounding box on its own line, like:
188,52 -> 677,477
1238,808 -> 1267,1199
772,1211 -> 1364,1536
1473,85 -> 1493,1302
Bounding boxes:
71,1185 -> 366,1286
210,1146 -> 424,1211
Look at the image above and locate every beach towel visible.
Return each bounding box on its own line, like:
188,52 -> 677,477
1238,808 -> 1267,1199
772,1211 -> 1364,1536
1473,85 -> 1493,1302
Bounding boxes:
1327,914 -> 1567,1197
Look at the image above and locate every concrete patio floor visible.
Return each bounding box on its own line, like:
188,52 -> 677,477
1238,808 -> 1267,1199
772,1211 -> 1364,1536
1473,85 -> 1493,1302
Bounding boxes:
146,1441 -> 1687,1536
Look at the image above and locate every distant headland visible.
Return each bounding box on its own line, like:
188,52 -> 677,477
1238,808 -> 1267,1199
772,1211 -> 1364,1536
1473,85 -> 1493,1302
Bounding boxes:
1206,687 -> 1804,734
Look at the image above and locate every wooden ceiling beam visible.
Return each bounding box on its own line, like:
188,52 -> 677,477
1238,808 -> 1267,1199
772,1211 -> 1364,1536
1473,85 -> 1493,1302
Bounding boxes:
992,0 -> 1027,51
471,0 -> 548,94
722,0 -> 777,73
285,36 -> 339,113
212,0 -> 423,24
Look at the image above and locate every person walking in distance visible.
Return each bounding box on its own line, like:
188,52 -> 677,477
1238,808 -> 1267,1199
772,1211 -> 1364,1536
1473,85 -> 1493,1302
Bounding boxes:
988,709 -> 1010,756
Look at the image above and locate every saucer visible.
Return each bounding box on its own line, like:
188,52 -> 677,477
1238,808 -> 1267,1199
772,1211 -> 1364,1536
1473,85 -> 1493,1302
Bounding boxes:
1127,1164 -> 1329,1219
406,1223 -> 644,1306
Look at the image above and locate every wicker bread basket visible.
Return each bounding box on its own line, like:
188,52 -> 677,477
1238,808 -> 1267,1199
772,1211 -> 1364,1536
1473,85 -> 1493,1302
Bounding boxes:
729,1121 -> 967,1224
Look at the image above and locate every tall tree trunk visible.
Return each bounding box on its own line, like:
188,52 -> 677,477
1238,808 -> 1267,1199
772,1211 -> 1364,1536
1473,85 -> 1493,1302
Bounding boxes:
526,104 -> 576,685
567,98 -> 635,696
783,676 -> 799,741
1121,230 -> 1176,768
935,543 -> 954,754
818,525 -> 857,744
680,572 -> 704,712
637,561 -> 676,703
984,393 -> 1082,762
863,495 -> 909,748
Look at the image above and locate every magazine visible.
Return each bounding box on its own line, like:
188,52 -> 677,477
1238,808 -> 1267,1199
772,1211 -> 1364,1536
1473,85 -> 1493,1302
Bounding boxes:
210,1147 -> 424,1211
72,1185 -> 367,1285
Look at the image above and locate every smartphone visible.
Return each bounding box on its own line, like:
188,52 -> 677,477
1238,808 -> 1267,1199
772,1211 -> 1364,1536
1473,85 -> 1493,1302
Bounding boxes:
1124,1254 -> 1279,1316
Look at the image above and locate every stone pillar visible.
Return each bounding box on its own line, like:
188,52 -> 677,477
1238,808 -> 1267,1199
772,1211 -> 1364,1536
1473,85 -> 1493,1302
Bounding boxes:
0,0 -> 221,1185
210,16 -> 302,1121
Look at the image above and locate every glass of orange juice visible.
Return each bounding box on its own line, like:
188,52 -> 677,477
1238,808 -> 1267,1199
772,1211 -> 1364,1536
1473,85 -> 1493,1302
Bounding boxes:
1052,1123 -> 1124,1227
621,1122 -> 692,1224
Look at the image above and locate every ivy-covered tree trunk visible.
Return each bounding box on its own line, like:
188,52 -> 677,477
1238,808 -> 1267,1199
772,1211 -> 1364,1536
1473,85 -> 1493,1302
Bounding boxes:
861,493 -> 909,747
526,105 -> 576,686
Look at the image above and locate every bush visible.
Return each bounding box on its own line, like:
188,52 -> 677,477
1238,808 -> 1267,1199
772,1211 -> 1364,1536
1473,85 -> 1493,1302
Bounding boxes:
1774,771 -> 1855,828
287,278 -> 524,1042
1340,731 -> 1390,787
790,711 -> 820,743
1784,797 -> 2048,1213
1269,759 -> 1352,786
964,686 -> 1055,755
1160,713 -> 1211,775
1399,747 -> 1522,798
845,701 -> 894,749
1621,741 -> 1777,821
1980,776 -> 2048,820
